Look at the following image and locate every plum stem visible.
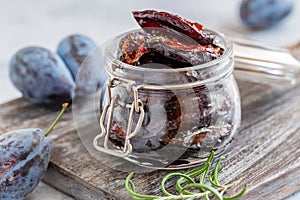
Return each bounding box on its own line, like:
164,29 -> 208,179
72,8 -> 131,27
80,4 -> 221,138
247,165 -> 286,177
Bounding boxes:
45,103 -> 69,137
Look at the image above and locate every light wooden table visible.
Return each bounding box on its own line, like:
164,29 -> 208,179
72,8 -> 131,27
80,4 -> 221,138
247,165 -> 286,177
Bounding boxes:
1,0 -> 300,199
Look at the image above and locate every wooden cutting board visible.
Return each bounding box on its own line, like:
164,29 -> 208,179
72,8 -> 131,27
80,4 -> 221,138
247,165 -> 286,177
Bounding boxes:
1,79 -> 300,200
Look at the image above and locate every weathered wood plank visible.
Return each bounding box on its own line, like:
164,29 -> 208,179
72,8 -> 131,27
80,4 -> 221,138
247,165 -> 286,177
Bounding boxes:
26,182 -> 73,200
1,80 -> 300,200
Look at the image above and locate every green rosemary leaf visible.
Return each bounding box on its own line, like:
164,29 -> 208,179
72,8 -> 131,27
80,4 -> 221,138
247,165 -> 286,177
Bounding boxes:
125,172 -> 160,199
125,151 -> 247,200
181,183 -> 223,200
185,164 -> 208,178
125,173 -> 135,195
209,156 -> 225,188
204,192 -> 210,200
161,173 -> 195,196
199,151 -> 215,184
176,164 -> 207,195
223,184 -> 248,200
129,180 -> 136,192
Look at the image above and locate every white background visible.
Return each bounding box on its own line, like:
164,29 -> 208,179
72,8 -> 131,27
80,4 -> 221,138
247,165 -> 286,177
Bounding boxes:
0,0 -> 299,199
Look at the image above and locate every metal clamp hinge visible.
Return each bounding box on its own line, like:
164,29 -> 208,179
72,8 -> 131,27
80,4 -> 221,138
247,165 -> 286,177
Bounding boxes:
93,78 -> 145,157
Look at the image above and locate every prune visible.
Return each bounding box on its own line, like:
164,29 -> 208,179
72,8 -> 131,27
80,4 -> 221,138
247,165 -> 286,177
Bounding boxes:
119,31 -> 149,65
119,10 -> 223,67
9,47 -> 75,104
0,129 -> 52,200
109,10 -> 224,152
240,0 -> 294,30
108,87 -> 212,153
144,35 -> 223,66
119,32 -> 223,68
57,34 -> 103,95
133,10 -> 213,45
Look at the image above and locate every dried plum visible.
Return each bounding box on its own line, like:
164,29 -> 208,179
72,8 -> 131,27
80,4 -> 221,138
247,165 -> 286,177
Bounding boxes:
133,10 -> 212,45
144,35 -> 223,67
119,31 -> 149,65
119,10 -> 224,67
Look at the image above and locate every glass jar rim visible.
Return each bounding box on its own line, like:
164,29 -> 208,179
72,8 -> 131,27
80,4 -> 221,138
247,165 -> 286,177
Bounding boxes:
106,28 -> 233,73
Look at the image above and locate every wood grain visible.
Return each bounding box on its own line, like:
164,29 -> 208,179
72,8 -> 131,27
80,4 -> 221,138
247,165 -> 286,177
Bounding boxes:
1,79 -> 300,200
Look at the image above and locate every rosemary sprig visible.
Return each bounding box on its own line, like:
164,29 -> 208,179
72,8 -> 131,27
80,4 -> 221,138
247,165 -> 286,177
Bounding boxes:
125,151 -> 248,200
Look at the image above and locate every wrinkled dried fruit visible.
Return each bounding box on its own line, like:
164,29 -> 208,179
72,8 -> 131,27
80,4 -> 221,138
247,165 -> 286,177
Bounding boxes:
119,10 -> 224,67
109,10 -> 227,152
133,10 -> 212,45
119,31 -> 149,65
108,87 -> 212,153
144,35 -> 223,66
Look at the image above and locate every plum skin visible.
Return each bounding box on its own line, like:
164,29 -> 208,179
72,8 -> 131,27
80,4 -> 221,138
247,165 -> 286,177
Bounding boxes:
9,47 -> 76,104
57,34 -> 106,95
57,34 -> 97,79
240,0 -> 294,30
0,129 -> 52,200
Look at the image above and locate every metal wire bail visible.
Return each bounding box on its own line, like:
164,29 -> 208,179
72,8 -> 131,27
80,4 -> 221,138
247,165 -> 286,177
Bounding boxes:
93,78 -> 145,157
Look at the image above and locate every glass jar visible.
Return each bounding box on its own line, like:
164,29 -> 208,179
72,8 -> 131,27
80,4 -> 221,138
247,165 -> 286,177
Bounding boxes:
93,29 -> 241,169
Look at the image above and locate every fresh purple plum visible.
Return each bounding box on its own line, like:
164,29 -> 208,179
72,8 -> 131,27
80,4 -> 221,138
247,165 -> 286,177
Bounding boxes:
240,0 -> 294,30
0,129 -> 52,200
57,34 -> 104,95
57,34 -> 97,79
0,103 -> 68,199
9,47 -> 76,104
